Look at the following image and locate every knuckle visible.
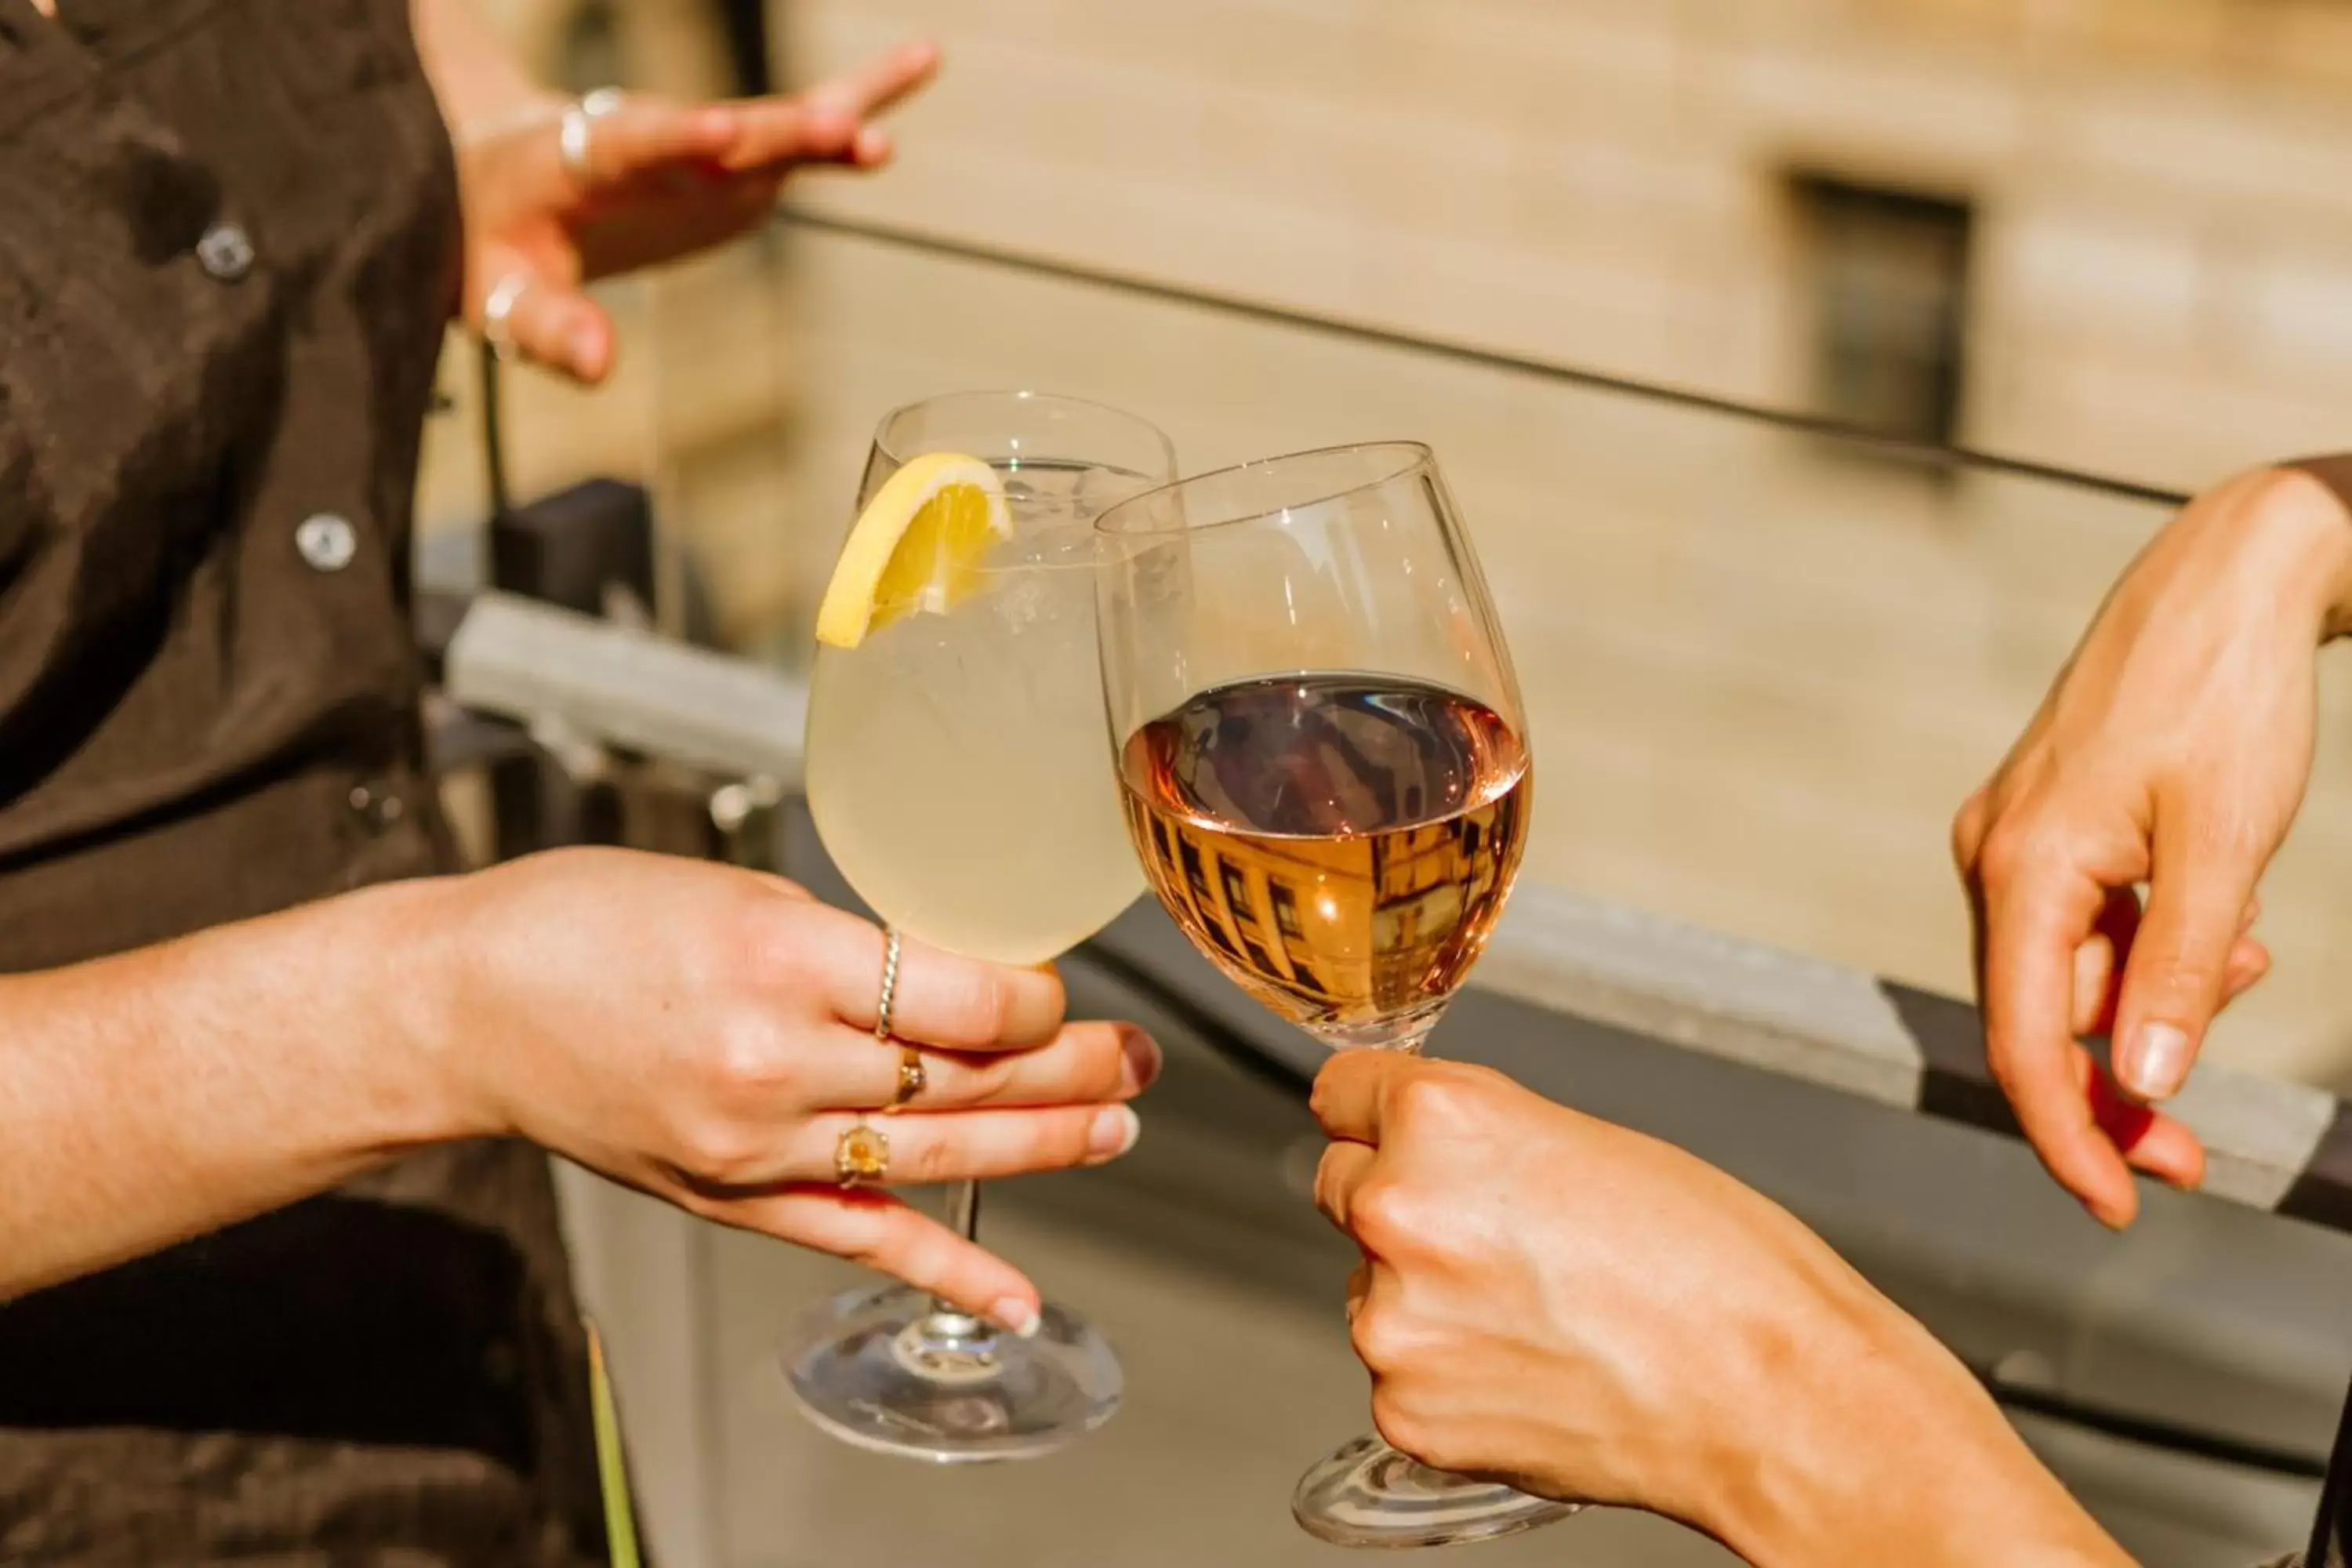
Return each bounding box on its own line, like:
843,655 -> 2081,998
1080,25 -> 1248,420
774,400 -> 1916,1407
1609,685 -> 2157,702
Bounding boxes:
1348,1177 -> 1424,1254
703,1011 -> 791,1104
1311,1145 -> 1349,1218
1045,1110 -> 1099,1168
676,1117 -> 769,1188
1349,1302 -> 1413,1374
1951,791 -> 1990,869
934,961 -> 1015,1043
1976,821 -> 2035,887
1391,1061 -> 1497,1134
975,968 -> 1018,1040
1983,1042 -> 2031,1100
1367,1387 -> 1438,1466
898,1134 -> 956,1185
864,1221 -> 935,1286
1073,1024 -> 1132,1100
836,1228 -> 891,1275
731,895 -> 815,992
958,1051 -> 1023,1105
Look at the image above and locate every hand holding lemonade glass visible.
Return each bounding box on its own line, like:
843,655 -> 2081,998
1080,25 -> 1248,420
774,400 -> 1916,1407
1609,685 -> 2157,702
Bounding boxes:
785,392 -> 1175,1461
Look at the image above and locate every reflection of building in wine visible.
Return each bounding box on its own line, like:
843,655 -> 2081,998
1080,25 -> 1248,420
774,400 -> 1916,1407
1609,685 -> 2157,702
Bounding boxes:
1127,782 -> 1529,1032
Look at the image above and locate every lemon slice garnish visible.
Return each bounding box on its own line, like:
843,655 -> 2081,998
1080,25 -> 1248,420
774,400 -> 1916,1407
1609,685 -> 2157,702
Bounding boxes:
813,453 -> 1011,648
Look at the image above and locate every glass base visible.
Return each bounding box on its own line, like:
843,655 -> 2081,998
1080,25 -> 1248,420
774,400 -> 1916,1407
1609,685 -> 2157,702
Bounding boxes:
1293,1434 -> 1584,1548
784,1281 -> 1121,1464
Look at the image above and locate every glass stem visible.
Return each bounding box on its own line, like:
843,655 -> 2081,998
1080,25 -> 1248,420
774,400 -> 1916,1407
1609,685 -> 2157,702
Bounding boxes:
1326,1007 -> 1445,1058
922,1181 -> 986,1334
946,1179 -> 982,1247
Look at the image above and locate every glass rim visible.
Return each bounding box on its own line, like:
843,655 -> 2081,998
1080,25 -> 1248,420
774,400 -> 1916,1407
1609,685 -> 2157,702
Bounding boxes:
1091,441 -> 1435,537
871,388 -> 1178,474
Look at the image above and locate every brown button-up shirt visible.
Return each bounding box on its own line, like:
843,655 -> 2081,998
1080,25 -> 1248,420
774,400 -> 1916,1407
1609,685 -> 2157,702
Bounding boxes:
0,1 -> 601,1560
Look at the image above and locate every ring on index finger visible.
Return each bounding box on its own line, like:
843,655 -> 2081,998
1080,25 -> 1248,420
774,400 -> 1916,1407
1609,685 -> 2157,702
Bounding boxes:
558,86 -> 626,183
481,273 -> 529,362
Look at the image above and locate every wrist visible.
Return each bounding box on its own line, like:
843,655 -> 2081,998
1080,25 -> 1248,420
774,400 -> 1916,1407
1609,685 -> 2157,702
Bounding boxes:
2243,463 -> 2352,641
1709,1283 -> 2125,1568
329,874 -> 502,1145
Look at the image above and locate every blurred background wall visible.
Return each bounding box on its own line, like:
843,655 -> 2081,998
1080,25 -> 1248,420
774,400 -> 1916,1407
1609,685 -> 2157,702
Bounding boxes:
419,0 -> 2352,1081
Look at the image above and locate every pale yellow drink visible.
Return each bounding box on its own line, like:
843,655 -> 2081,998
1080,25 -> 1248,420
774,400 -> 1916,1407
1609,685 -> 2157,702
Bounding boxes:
806,461 -> 1146,964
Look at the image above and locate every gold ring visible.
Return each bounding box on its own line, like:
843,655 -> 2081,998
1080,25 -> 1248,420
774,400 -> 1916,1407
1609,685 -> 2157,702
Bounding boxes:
836,1120 -> 889,1188
885,1046 -> 927,1113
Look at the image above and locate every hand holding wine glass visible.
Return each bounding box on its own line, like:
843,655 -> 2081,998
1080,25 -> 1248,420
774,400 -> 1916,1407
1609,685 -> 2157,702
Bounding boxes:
1094,442 -> 1561,1547
1309,1050 -> 2136,1568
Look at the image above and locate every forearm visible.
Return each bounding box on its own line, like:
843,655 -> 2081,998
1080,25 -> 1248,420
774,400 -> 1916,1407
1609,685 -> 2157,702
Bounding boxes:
1716,1280 -> 2132,1568
0,880 -> 469,1300
409,0 -> 556,140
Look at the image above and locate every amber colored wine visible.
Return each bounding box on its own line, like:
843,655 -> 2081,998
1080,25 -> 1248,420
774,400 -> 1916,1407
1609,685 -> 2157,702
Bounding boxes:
1117,673 -> 1532,1045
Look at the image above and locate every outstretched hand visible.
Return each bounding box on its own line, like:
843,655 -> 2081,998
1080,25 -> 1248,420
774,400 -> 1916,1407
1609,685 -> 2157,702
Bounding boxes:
455,39 -> 938,380
1954,466 -> 2352,1227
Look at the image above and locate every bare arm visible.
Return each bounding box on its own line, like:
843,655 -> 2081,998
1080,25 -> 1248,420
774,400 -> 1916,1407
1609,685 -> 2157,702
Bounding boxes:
406,0 -> 935,379
0,880 -> 458,1298
1313,1053 -> 2135,1568
408,0 -> 551,136
1956,462 -> 2352,1225
0,851 -> 1156,1321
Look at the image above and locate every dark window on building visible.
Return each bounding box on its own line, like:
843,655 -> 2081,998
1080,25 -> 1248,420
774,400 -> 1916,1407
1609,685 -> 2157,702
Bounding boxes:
1272,884 -> 1305,938
1242,937 -> 1277,978
1181,840 -> 1210,902
1791,173 -> 1973,451
1291,961 -> 1326,996
1220,862 -> 1254,923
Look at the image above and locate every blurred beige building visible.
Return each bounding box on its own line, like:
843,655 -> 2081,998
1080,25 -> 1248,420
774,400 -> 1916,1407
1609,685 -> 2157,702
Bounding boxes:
426,0 -> 2352,1083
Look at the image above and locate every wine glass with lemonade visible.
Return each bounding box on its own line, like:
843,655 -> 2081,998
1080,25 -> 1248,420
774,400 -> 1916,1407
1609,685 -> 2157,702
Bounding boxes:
1094,443 -> 1577,1547
787,391 -> 1176,1461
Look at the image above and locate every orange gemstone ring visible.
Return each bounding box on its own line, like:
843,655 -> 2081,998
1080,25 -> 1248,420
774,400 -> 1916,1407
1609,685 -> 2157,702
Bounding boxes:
836,1120 -> 889,1188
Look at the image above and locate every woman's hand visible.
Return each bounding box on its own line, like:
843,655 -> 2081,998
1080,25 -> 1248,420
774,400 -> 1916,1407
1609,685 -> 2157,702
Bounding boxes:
1312,1052 -> 2131,1568
423,848 -> 1154,1334
450,40 -> 938,381
1954,465 -> 2352,1228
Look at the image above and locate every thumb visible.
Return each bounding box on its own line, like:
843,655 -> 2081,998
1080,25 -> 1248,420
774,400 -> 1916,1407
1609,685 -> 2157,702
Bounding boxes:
2112,816 -> 2261,1102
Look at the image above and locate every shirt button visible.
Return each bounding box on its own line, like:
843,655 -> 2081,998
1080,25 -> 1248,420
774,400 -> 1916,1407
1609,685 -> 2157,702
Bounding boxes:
348,782 -> 406,832
194,220 -> 255,282
296,512 -> 358,573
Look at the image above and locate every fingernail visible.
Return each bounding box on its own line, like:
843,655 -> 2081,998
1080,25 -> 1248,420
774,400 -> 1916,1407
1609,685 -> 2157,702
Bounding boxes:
989,1298 -> 1040,1339
1087,1105 -> 1141,1162
1116,1028 -> 1163,1095
569,323 -> 601,373
2120,1022 -> 2192,1100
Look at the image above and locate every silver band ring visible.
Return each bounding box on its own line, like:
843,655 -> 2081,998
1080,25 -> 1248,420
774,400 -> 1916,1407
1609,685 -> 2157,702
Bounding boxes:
559,87 -> 626,183
482,273 -> 529,363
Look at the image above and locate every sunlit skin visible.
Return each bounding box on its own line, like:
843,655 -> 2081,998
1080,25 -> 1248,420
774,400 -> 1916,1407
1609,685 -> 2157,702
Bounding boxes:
1955,464 -> 2352,1228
